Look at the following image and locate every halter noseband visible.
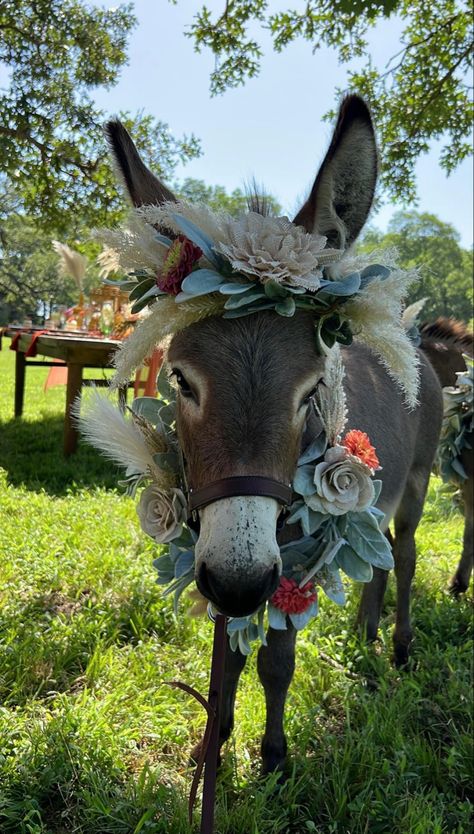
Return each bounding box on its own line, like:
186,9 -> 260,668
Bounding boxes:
188,476 -> 293,514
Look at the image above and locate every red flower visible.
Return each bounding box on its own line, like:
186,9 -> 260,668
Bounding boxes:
343,429 -> 380,471
156,235 -> 203,295
271,577 -> 317,615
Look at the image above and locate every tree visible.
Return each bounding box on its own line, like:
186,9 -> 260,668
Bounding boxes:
175,177 -> 281,216
359,210 -> 473,321
181,0 -> 473,203
0,0 -> 201,234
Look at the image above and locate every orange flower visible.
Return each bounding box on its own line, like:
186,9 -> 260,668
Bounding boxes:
342,429 -> 380,471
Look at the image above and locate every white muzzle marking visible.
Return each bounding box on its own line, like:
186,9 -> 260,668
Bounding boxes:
194,495 -> 282,578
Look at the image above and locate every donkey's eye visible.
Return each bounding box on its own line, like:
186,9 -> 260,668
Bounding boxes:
171,368 -> 195,400
300,377 -> 325,408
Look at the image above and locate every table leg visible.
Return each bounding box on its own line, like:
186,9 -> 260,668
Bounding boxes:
64,363 -> 83,456
14,351 -> 26,417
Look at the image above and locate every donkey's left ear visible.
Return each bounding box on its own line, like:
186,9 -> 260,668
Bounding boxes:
293,95 -> 378,249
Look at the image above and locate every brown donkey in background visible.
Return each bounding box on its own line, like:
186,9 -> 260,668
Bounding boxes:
106,96 -> 443,774
420,317 -> 473,595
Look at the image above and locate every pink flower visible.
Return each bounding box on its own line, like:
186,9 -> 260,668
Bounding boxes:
342,429 -> 380,471
271,577 -> 317,615
156,235 -> 203,295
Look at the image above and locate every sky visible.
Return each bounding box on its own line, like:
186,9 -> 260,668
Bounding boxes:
38,2 -> 474,247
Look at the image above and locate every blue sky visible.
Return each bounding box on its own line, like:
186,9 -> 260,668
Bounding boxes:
29,2 -> 474,246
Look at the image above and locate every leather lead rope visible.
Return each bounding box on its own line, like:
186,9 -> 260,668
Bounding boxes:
166,613 -> 227,833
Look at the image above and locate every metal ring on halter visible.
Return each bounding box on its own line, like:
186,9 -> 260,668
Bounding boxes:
188,475 -> 293,515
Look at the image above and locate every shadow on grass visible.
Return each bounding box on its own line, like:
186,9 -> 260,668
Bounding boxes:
0,414 -> 118,495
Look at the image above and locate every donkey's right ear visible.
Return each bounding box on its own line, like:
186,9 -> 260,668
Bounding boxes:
105,120 -> 176,207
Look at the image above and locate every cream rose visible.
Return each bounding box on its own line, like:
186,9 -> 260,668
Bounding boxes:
137,485 -> 188,543
306,445 -> 375,516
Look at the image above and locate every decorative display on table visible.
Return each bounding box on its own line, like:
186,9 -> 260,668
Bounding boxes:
51,241 -> 136,337
436,356 -> 473,484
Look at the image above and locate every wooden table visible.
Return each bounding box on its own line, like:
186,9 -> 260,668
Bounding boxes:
8,330 -> 124,456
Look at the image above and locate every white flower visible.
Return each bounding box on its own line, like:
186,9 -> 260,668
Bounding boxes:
137,485 -> 188,543
306,445 -> 375,516
214,213 -> 342,291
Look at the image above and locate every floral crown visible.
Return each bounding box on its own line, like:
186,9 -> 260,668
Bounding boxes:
97,200 -> 420,407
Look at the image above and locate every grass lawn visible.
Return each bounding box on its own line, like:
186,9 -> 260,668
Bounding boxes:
0,345 -> 472,834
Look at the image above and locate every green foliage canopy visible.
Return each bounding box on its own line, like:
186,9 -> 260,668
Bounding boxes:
360,210 -> 473,321
0,0 -> 201,234
181,0 -> 473,202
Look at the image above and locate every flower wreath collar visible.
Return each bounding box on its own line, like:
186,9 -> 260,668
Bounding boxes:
80,347 -> 394,655
97,200 -> 420,409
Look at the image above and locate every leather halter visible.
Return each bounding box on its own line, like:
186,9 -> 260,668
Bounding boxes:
188,475 -> 293,514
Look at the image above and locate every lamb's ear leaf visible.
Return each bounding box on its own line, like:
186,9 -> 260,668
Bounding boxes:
267,604 -> 288,631
180,268 -> 224,296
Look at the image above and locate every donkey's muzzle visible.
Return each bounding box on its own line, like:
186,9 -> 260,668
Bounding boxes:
197,561 -> 280,618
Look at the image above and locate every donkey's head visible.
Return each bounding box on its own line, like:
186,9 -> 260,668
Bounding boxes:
107,95 -> 378,617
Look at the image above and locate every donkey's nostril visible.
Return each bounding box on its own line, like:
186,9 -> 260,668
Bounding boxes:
196,561 -> 280,618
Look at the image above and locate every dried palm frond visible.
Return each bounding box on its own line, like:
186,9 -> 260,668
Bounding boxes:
345,266 -> 420,408
52,241 -> 87,291
75,388 -> 174,489
314,345 -> 347,444
95,212 -> 169,277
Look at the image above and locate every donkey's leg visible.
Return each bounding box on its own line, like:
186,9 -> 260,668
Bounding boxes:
257,624 -> 297,774
190,637 -> 247,765
356,530 -> 393,641
450,475 -> 474,595
392,468 -> 430,667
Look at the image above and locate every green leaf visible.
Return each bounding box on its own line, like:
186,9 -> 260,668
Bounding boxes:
335,544 -> 374,582
345,513 -> 394,570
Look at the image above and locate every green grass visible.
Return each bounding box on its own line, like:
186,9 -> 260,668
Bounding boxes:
0,347 -> 472,834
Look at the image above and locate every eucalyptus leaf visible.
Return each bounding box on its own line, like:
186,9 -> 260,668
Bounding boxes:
275,297 -> 296,317
298,432 -> 327,465
238,628 -> 252,655
131,397 -> 163,425
129,277 -> 155,302
222,302 -> 275,318
293,464 -> 316,496
224,290 -> 267,310
103,278 -> 138,291
174,550 -> 195,579
227,616 -> 253,634
131,294 -> 156,314
372,479 -> 383,505
181,268 -> 224,296
264,280 -> 289,299
319,272 -> 361,296
219,281 -> 255,294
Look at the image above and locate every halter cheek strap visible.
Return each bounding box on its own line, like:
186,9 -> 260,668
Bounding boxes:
188,475 -> 293,514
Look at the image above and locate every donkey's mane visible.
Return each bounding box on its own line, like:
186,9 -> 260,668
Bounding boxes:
420,317 -> 473,355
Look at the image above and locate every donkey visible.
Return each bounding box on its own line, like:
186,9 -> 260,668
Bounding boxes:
106,95 -> 443,774
419,318 -> 473,595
